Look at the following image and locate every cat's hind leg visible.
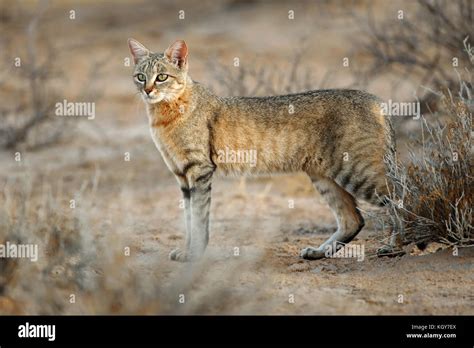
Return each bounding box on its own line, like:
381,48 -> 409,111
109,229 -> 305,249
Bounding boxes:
300,175 -> 365,260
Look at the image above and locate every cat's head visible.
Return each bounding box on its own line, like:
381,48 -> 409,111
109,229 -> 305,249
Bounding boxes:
128,38 -> 188,104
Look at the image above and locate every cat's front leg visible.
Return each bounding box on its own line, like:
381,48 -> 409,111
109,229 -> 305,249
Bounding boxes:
169,185 -> 192,262
187,169 -> 214,261
169,166 -> 214,262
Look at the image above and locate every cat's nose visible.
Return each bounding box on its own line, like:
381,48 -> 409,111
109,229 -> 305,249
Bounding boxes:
144,86 -> 154,95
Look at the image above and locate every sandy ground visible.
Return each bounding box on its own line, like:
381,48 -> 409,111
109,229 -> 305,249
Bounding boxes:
0,0 -> 472,314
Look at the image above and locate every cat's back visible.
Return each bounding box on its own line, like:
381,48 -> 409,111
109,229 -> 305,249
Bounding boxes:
216,89 -> 387,135
220,89 -> 382,121
225,88 -> 380,104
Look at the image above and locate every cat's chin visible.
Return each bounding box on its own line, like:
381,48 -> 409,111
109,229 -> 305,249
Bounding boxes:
143,95 -> 164,104
146,99 -> 163,104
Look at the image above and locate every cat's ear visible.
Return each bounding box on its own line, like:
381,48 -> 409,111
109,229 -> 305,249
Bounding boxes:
128,38 -> 150,64
165,40 -> 188,69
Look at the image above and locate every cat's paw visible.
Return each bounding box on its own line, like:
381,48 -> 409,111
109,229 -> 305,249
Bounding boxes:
300,246 -> 326,260
169,248 -> 189,262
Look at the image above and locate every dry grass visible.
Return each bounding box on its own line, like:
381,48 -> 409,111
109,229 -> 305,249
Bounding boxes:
0,170 -> 267,314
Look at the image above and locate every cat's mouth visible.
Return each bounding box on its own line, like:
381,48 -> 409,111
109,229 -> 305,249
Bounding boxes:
142,92 -> 164,104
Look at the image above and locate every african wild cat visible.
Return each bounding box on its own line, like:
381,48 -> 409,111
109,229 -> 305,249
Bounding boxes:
128,38 -> 396,262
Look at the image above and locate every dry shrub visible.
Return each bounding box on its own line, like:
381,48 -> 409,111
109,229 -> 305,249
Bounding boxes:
209,39 -> 331,97
0,1 -> 105,150
353,0 -> 473,109
381,39 -> 473,248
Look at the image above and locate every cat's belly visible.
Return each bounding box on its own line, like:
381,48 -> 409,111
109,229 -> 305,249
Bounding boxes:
211,146 -> 309,176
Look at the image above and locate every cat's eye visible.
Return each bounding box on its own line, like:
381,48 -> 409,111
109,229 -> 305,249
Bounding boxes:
156,74 -> 168,82
136,73 -> 146,83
